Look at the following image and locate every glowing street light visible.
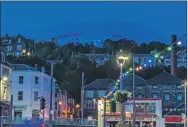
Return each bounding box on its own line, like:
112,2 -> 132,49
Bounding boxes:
167,46 -> 172,51
177,41 -> 181,45
27,52 -> 30,56
58,101 -> 62,105
2,76 -> 8,81
116,50 -> 129,67
154,54 -> 160,58
22,49 -> 26,53
76,104 -> 80,108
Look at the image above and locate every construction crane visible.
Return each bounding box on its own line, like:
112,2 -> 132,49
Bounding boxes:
54,32 -> 83,45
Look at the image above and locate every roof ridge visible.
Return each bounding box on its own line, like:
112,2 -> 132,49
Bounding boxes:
163,71 -> 184,81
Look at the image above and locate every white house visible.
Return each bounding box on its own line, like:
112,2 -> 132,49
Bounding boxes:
11,64 -> 56,120
0,48 -> 13,117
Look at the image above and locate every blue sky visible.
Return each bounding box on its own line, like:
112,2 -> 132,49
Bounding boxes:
1,1 -> 187,45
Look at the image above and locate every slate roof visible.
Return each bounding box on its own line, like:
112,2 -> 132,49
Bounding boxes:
146,71 -> 184,85
11,64 -> 36,71
85,79 -> 114,90
122,73 -> 146,86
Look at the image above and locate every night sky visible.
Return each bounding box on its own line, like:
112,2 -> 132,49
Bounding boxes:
1,1 -> 187,45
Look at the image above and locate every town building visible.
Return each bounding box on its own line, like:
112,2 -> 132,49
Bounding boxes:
163,49 -> 187,68
0,48 -> 13,117
96,98 -> 164,127
84,79 -> 114,119
55,89 -> 76,119
1,34 -> 36,56
11,64 -> 56,120
85,71 -> 185,126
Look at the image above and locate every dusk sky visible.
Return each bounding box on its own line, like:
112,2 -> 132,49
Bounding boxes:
1,1 -> 187,45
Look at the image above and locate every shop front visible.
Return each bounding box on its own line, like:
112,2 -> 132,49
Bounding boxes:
165,115 -> 184,127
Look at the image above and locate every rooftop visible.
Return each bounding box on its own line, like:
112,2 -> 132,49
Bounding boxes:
146,71 -> 184,85
85,79 -> 114,90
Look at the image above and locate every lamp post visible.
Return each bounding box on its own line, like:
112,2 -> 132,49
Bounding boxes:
116,50 -> 129,124
132,57 -> 136,127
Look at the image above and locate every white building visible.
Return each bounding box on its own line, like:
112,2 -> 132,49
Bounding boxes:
11,64 -> 56,120
97,98 -> 165,127
0,48 -> 13,117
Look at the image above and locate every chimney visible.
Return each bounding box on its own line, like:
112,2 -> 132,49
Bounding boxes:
171,35 -> 177,76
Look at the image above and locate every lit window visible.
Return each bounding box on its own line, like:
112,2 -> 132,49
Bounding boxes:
152,94 -> 159,99
98,90 -> 106,98
87,90 -> 94,98
177,94 -> 183,100
152,85 -> 158,89
137,95 -> 143,98
177,85 -> 182,88
164,94 -> 170,100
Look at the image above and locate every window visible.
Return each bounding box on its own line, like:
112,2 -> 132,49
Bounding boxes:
137,95 -> 143,98
152,93 -> 159,98
177,94 -> 183,100
164,94 -> 170,100
17,44 -> 22,50
18,91 -> 23,101
1,52 -> 5,63
177,85 -> 182,88
35,76 -> 39,84
152,85 -> 158,89
7,46 -> 12,51
87,90 -> 94,98
19,76 -> 24,84
98,90 -> 106,98
137,86 -> 142,89
34,91 -> 39,101
3,67 -> 9,77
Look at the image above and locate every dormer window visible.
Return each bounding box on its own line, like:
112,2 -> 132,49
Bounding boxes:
8,39 -> 12,44
18,38 -> 21,43
17,44 -> 22,51
1,52 -> 5,63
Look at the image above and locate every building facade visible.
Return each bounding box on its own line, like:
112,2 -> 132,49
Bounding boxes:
0,49 -> 13,117
84,79 -> 114,119
1,34 -> 35,56
11,64 -> 56,120
55,89 -> 75,119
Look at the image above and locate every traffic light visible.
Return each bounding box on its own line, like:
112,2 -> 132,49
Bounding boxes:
110,101 -> 116,113
40,97 -> 46,110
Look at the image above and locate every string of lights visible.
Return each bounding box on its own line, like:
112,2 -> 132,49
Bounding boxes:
105,34 -> 186,100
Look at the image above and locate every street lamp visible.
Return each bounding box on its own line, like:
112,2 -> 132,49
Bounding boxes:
116,50 -> 129,125
182,81 -> 187,127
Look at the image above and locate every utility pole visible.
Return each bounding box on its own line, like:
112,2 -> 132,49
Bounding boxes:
9,95 -> 13,127
132,57 -> 136,127
46,60 -> 59,124
81,72 -> 84,119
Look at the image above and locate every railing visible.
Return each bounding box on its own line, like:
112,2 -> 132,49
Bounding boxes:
0,116 -> 43,124
1,117 -> 98,126
51,118 -> 97,126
